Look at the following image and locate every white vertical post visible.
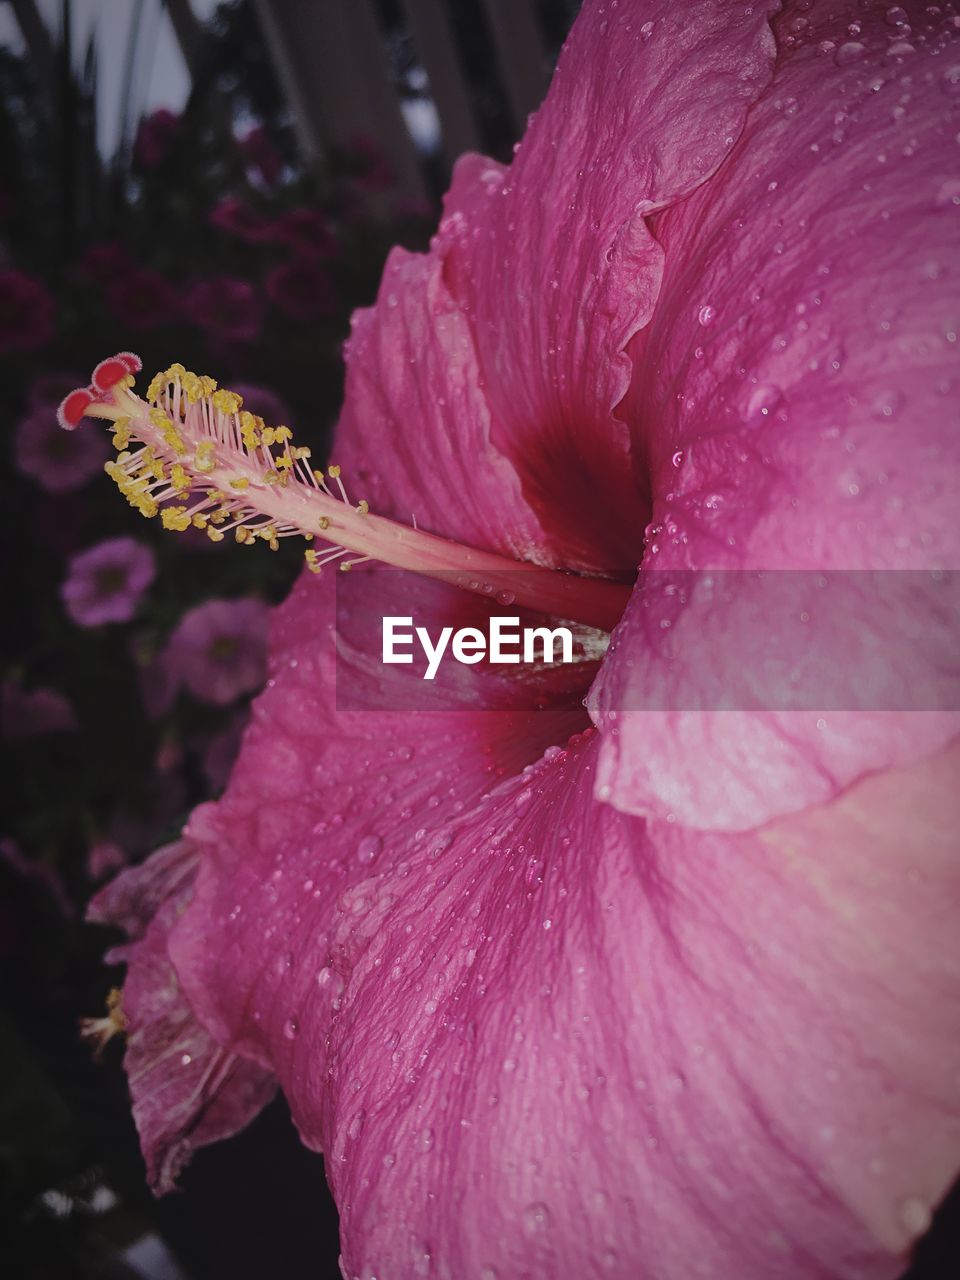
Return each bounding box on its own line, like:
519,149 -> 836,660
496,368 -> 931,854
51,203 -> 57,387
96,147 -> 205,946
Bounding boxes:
402,0 -> 481,163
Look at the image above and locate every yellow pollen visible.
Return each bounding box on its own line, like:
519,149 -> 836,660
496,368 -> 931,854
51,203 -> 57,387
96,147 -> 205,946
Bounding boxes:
212,389 -> 242,414
327,464 -> 341,478
229,477 -> 250,491
357,499 -> 369,515
171,463 -> 190,493
161,506 -> 192,531
207,526 -> 225,542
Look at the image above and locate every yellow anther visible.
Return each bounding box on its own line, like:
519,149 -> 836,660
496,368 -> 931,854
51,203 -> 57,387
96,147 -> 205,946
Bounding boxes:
261,427 -> 276,447
239,412 -> 261,449
199,375 -> 218,397
167,362 -> 186,378
357,499 -> 369,515
112,418 -> 132,450
171,463 -> 190,493
327,464 -> 341,478
207,526 -> 225,542
313,469 -> 325,484
318,516 -> 330,530
161,506 -> 192,532
212,389 -> 242,415
263,470 -> 281,485
146,373 -> 167,402
293,446 -> 311,460
230,477 -> 250,491
209,509 -> 229,525
192,513 -> 209,529
304,549 -> 323,574
276,453 -> 293,471
235,527 -> 250,544
274,426 -> 292,443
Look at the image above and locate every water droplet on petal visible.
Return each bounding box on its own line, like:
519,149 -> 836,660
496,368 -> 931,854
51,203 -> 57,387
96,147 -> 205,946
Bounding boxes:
283,1017 -> 299,1040
835,41 -> 866,65
357,834 -> 383,864
746,384 -> 783,426
698,304 -> 716,326
523,1202 -> 552,1235
900,1197 -> 932,1235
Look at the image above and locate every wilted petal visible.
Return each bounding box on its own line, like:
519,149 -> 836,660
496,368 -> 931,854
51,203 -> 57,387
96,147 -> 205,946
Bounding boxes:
89,840 -> 276,1192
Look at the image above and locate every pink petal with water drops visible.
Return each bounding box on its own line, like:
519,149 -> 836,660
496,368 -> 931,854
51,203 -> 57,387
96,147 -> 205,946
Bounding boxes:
591,0 -> 960,828
337,0 -> 780,572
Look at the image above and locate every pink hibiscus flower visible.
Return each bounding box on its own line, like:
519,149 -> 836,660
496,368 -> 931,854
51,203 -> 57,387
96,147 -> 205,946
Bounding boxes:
83,3 -> 958,1278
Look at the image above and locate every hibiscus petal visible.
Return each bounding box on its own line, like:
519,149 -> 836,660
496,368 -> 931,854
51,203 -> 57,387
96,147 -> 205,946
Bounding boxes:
167,570 -> 593,1070
88,839 -> 277,1192
181,698 -> 959,1278
592,1 -> 960,827
338,1 -> 780,572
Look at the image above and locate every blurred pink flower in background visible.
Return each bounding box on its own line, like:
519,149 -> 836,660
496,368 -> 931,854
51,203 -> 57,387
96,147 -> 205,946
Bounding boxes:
238,125 -> 283,187
267,207 -> 337,258
106,268 -> 179,332
1,680 -> 78,738
162,597 -> 269,706
346,133 -> 396,191
61,537 -> 157,627
86,839 -> 127,883
15,405 -> 110,492
0,269 -> 55,353
183,276 -> 263,342
76,241 -> 135,285
265,257 -> 336,320
208,196 -> 271,244
133,108 -> 181,170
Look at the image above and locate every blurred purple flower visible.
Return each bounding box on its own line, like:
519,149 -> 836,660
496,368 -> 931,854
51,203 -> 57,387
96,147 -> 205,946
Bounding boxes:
76,241 -> 135,285
238,125 -> 282,187
265,258 -> 336,321
86,839 -> 127,882
61,537 -> 157,627
28,369 -> 85,410
266,207 -> 337,258
164,598 -> 269,705
208,197 -> 271,244
133,108 -> 180,169
0,269 -> 56,353
15,405 -> 110,492
230,382 -> 294,429
1,680 -> 78,738
106,268 -> 179,331
183,277 -> 263,342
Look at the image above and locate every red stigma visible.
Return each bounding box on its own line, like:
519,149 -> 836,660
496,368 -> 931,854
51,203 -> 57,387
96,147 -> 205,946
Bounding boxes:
58,387 -> 94,431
